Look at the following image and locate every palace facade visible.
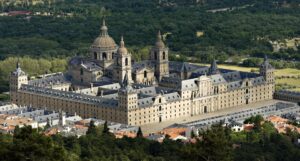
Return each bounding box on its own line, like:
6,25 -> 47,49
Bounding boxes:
10,20 -> 275,126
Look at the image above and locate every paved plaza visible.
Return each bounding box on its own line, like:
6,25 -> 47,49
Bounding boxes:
141,99 -> 294,134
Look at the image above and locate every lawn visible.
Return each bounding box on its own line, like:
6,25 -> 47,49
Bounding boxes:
276,78 -> 300,86
291,88 -> 300,92
274,68 -> 300,77
194,63 -> 300,77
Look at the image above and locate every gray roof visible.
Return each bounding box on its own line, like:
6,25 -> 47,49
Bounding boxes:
69,57 -> 102,72
251,76 -> 265,86
227,81 -> 242,91
132,60 -> 154,72
169,61 -> 202,73
29,73 -> 70,87
211,74 -> 227,84
180,78 -> 198,91
20,85 -> 118,108
12,62 -> 26,76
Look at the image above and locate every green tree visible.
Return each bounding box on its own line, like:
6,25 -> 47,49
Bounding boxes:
136,127 -> 143,138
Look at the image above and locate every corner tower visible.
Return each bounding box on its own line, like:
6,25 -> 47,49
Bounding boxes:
150,31 -> 169,81
10,61 -> 28,104
113,37 -> 132,84
90,19 -> 117,68
118,73 -> 138,124
260,55 -> 275,84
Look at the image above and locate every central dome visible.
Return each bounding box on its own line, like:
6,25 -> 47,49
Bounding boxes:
92,36 -> 117,50
91,20 -> 117,50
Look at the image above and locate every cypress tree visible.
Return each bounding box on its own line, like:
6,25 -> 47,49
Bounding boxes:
136,127 -> 143,138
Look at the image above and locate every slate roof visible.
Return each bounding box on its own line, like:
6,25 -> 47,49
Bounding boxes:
132,60 -> 154,72
29,73 -> 70,87
169,61 -> 202,73
20,85 -> 118,108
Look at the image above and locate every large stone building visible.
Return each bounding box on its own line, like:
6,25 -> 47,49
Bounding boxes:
9,20 -> 275,126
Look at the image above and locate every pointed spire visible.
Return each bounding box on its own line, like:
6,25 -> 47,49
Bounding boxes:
102,19 -> 106,26
157,30 -> 162,41
120,36 -> 125,48
261,54 -> 273,70
16,58 -> 20,69
155,30 -> 165,48
100,18 -> 108,36
209,59 -> 219,75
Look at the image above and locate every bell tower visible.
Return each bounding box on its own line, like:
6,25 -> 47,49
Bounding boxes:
113,37 -> 132,84
10,61 -> 28,104
150,31 -> 169,81
118,73 -> 137,108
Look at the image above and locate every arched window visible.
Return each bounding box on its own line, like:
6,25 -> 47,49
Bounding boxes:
204,106 -> 207,113
125,58 -> 128,66
112,52 -> 115,59
144,71 -> 147,78
159,98 -> 161,103
159,106 -> 162,111
102,52 -> 107,60
80,68 -> 84,75
246,89 -> 249,94
94,52 -> 97,59
154,52 -> 158,60
163,52 -> 166,60
246,82 -> 249,86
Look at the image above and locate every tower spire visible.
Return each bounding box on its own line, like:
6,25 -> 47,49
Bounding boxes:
100,18 -> 108,36
157,30 -> 162,41
16,58 -> 20,69
155,30 -> 165,48
209,59 -> 219,75
264,54 -> 268,62
120,36 -> 125,48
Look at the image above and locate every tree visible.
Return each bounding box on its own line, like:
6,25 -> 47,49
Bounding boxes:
86,120 -> 97,135
197,124 -> 233,161
136,127 -> 143,138
102,121 -> 109,134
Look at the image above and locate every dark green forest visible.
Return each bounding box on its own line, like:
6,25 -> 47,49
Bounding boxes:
1,119 -> 300,161
0,0 -> 300,63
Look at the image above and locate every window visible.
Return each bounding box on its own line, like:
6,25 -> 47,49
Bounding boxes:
125,58 -> 128,66
144,71 -> 147,78
159,106 -> 162,111
94,52 -> 97,59
204,106 -> 207,113
154,52 -> 158,60
163,52 -> 166,60
102,52 -> 107,60
80,68 -> 84,75
246,82 -> 249,86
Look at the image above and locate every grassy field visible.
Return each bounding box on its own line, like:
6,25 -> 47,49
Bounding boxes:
194,63 -> 300,77
291,88 -> 300,92
276,78 -> 300,86
194,63 -> 300,92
